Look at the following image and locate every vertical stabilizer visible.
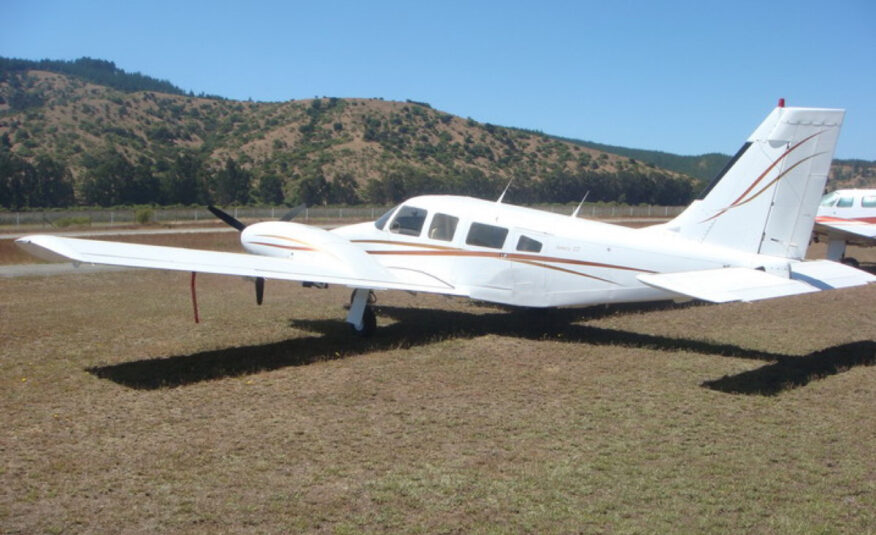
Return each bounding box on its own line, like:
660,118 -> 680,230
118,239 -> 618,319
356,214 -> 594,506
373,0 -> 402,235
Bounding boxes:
664,105 -> 844,259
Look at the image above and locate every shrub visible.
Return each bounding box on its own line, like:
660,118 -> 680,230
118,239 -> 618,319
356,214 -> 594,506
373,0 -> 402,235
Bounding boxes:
55,216 -> 91,228
135,207 -> 154,224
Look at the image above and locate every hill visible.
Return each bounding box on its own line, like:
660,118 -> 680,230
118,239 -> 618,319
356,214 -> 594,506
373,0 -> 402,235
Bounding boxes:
0,59 -> 699,209
2,57 -> 870,210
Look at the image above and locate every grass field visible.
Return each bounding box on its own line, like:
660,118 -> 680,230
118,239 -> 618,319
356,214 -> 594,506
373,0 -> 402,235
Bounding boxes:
1,236 -> 874,534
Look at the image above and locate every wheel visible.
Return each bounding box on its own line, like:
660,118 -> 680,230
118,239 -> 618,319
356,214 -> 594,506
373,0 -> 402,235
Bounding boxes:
351,305 -> 377,337
841,257 -> 860,268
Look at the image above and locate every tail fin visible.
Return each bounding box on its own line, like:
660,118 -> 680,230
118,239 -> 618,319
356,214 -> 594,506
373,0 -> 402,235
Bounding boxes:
664,105 -> 844,259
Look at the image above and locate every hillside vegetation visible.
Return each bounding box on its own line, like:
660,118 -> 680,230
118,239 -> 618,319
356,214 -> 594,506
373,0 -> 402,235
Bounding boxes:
1,57 -> 871,210
568,138 -> 875,189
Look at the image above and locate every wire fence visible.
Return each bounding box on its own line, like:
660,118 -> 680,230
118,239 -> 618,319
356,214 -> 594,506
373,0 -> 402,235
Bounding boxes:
0,204 -> 686,228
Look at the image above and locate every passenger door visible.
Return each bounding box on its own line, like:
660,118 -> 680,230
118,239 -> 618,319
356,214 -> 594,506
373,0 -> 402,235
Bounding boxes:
509,229 -> 550,306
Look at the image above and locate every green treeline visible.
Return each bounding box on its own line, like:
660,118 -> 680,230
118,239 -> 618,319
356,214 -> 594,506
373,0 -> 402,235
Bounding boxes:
0,56 -> 190,98
0,138 -> 694,209
555,136 -> 731,182
0,137 -> 75,209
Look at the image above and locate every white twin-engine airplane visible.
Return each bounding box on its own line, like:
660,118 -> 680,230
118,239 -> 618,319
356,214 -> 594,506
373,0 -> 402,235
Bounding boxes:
814,188 -> 876,266
16,103 -> 875,336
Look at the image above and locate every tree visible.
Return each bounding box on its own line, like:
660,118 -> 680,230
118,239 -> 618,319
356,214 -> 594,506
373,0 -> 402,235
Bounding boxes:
127,157 -> 160,204
211,157 -> 251,205
81,148 -> 135,206
32,155 -> 74,207
0,149 -> 33,209
329,173 -> 359,204
296,173 -> 330,206
257,173 -> 285,204
0,150 -> 75,208
162,151 -> 208,205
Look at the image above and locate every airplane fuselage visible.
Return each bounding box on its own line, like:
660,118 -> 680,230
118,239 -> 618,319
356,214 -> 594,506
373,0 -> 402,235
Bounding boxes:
241,195 -> 793,308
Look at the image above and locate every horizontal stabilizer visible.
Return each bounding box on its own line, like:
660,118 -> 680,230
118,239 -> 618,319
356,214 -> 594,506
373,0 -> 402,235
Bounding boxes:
790,259 -> 876,289
638,268 -> 818,303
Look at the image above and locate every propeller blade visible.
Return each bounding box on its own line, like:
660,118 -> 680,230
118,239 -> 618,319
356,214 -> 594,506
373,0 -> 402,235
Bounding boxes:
208,205 -> 246,232
280,203 -> 307,222
190,272 -> 200,323
255,277 -> 265,305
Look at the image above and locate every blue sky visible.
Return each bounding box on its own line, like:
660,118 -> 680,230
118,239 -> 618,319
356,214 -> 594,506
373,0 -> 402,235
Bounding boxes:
3,0 -> 875,159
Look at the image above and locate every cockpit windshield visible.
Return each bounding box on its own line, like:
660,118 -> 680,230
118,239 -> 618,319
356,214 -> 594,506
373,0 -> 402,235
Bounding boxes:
820,192 -> 839,207
388,205 -> 428,236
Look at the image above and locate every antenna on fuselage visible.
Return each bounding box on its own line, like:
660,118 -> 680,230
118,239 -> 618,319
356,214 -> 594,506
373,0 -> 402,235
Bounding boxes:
571,191 -> 590,218
497,178 -> 513,204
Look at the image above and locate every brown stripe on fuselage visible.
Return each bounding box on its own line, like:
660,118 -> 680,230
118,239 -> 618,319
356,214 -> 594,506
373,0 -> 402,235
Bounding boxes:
510,258 -> 618,284
250,241 -> 316,252
364,246 -> 654,276
351,239 -> 458,250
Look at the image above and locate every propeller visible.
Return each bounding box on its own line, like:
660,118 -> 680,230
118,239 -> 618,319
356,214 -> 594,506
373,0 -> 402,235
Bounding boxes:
208,205 -> 264,305
207,204 -> 307,306
280,203 -> 306,222
207,205 -> 246,231
255,276 -> 265,306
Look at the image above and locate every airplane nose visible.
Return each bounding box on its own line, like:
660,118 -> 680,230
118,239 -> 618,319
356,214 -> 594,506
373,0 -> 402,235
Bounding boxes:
240,224 -> 259,253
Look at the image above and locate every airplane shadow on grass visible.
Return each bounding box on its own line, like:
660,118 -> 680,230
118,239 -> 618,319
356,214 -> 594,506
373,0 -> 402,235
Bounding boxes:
87,301 -> 875,396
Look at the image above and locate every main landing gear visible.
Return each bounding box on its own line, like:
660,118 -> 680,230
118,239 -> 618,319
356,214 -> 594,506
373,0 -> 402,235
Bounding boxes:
347,289 -> 377,337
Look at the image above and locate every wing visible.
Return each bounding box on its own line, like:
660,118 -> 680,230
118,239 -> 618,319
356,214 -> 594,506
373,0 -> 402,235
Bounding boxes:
638,261 -> 875,303
15,234 -> 461,294
814,218 -> 876,245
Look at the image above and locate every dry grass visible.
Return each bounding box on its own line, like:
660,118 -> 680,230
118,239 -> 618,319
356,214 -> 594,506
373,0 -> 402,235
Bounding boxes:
1,245 -> 874,533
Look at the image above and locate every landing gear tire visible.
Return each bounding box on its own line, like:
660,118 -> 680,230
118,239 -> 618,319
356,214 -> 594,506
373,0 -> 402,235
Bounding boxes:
841,257 -> 860,268
351,306 -> 377,337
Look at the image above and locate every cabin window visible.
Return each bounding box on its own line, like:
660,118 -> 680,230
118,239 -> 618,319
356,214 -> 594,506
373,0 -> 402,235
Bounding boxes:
375,205 -> 398,230
516,235 -> 543,253
837,196 -> 854,208
820,192 -> 839,207
389,205 -> 427,236
428,213 -> 459,241
862,196 -> 876,208
466,222 -> 508,249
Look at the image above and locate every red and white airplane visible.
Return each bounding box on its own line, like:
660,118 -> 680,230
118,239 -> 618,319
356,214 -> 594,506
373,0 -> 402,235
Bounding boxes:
814,188 -> 876,266
16,103 -> 875,336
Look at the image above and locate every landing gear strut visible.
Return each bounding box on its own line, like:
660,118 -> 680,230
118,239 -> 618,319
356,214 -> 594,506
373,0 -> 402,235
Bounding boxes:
347,289 -> 377,337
